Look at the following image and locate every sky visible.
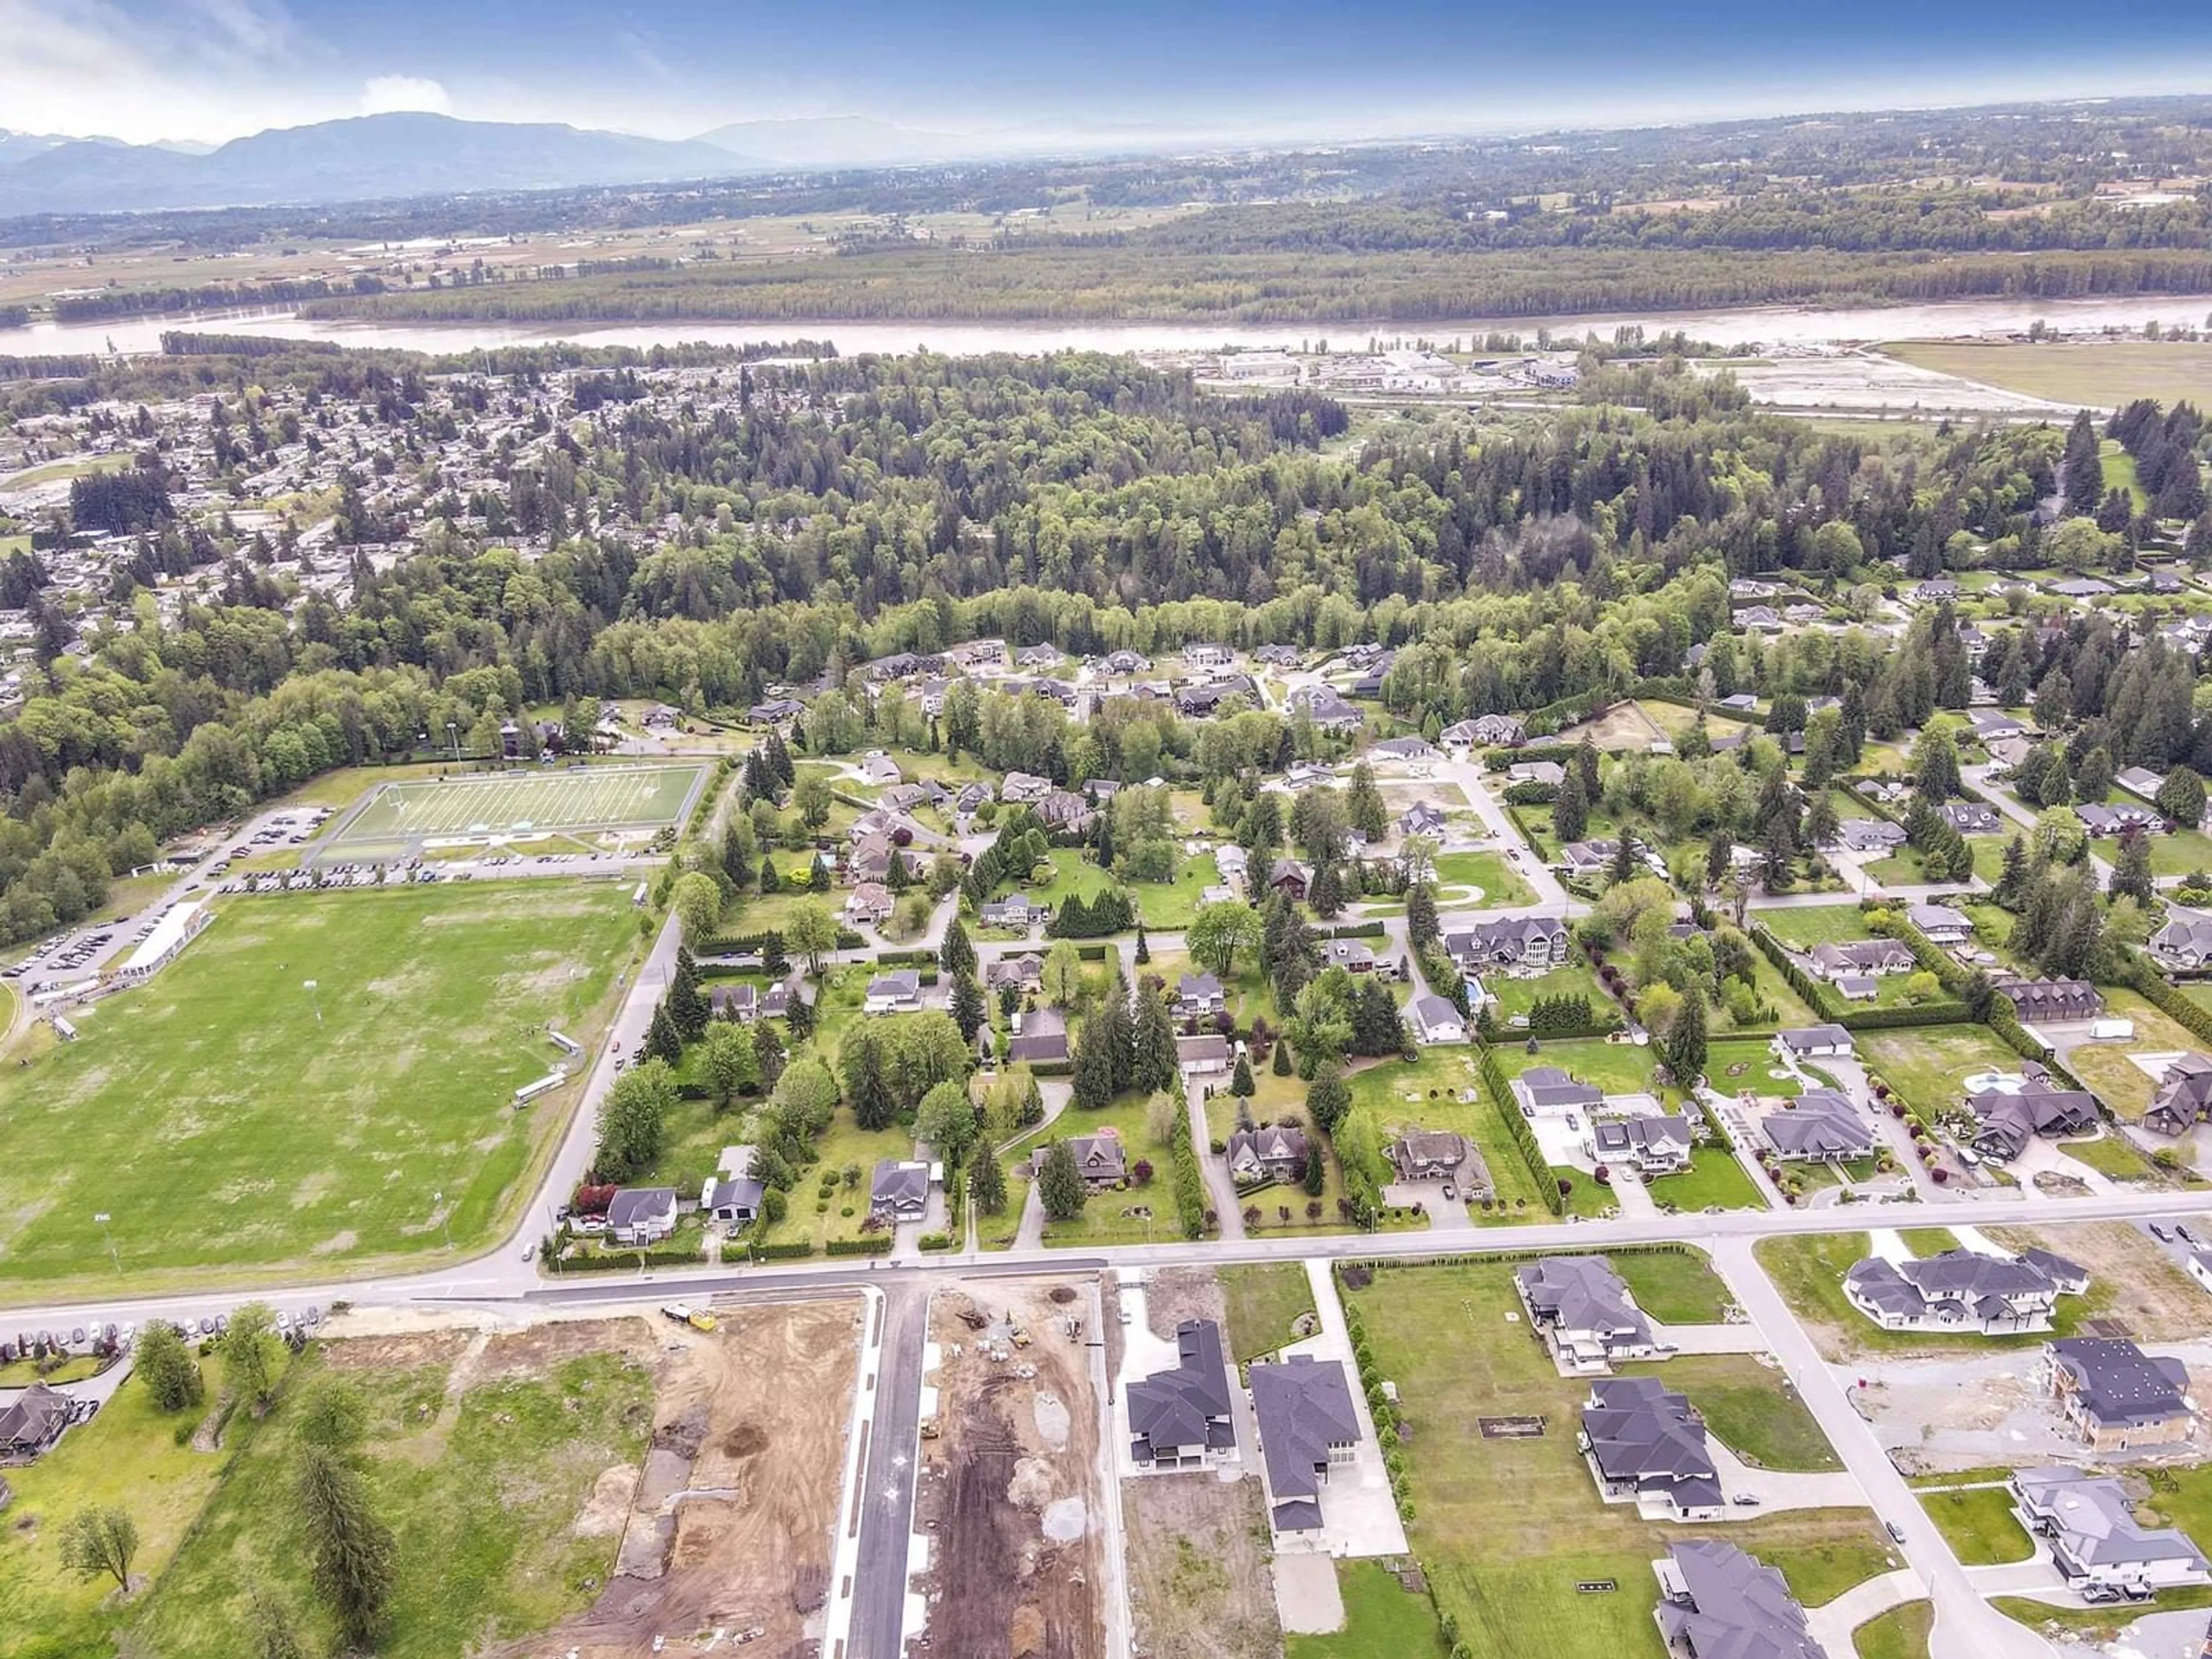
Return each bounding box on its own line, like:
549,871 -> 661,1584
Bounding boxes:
5,0 -> 2212,148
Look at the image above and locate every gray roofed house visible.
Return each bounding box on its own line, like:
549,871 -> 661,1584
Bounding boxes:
1968,1066 -> 2100,1161
1225,1124 -> 1309,1183
1969,707 -> 2025,740
2146,1052 -> 2212,1137
1443,914 -> 1570,970
1398,800 -> 1448,838
1654,1541 -> 1826,1659
1907,903 -> 1971,943
979,893 -> 1048,929
1511,1065 -> 1603,1118
2078,801 -> 2162,836
1938,801 -> 2002,835
1996,978 -> 2103,1024
1506,760 -> 1566,787
1006,1007 -> 1071,1066
865,971 -> 923,1013
1579,1376 -> 1723,1521
1127,1320 -> 1238,1471
986,952 -> 1044,993
1247,1354 -> 1362,1532
2152,910 -> 2212,968
1808,940 -> 1914,980
0,1381 -> 73,1459
1388,1131 -> 1469,1183
1559,838 -> 1619,873
1759,1089 -> 1874,1161
605,1186 -> 679,1246
1836,817 -> 1909,854
2117,766 -> 2168,802
2012,1468 -> 2212,1593
1407,993 -> 1467,1046
1322,938 -> 1376,973
1774,1025 -> 1853,1059
2042,1338 -> 2195,1451
1174,972 -> 1226,1017
1515,1256 -> 1657,1374
869,1160 -> 932,1222
1177,1033 -> 1233,1074
1843,1248 -> 2088,1334
1370,736 -> 1439,764
703,1173 -> 766,1224
1591,1115 -> 1693,1174
1062,1131 -> 1128,1188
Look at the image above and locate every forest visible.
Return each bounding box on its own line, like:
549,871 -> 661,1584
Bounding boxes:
0,346 -> 2203,953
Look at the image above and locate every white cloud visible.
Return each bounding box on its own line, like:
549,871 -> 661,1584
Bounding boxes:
359,75 -> 452,118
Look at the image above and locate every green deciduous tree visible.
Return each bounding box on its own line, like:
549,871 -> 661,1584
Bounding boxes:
594,1058 -> 676,1181
58,1506 -> 138,1593
1187,900 -> 1263,980
136,1320 -> 203,1413
223,1302 -> 284,1418
701,1020 -> 760,1108
670,871 -> 724,942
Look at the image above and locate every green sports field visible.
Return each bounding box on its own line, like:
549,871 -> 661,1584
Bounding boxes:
331,763 -> 704,846
0,883 -> 638,1299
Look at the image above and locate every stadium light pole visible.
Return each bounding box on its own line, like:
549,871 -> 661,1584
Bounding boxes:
433,1189 -> 452,1251
94,1211 -> 118,1275
446,721 -> 461,766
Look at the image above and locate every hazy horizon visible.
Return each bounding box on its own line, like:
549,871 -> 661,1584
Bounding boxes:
4,0 -> 2212,151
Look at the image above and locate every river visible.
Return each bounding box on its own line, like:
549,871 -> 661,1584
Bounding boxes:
2,291 -> 2211,360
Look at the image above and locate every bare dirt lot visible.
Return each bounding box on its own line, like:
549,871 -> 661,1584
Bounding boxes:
498,1296 -> 862,1659
1122,1475 -> 1282,1659
1551,699 -> 1671,752
1985,1222 -> 2211,1341
1146,1267 -> 1228,1338
916,1278 -> 1109,1659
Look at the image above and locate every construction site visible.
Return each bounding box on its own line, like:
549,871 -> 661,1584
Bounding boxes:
911,1277 -> 1114,1659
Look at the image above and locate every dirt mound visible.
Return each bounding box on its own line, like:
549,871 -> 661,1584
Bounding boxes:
321,1330 -> 471,1370
1007,1456 -> 1056,1508
1010,1603 -> 1047,1656
1339,1264 -> 1373,1290
721,1422 -> 768,1458
1047,1286 -> 1078,1304
653,1401 -> 710,1459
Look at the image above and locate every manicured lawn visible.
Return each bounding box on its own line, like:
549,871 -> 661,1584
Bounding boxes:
1610,1249 -> 1734,1324
1126,851 -> 1213,930
1996,1588 -> 2212,1642
1897,1228 -> 1959,1256
2066,992 -> 2209,1121
0,1357 -> 240,1657
1495,1037 -> 1665,1100
123,1339 -> 653,1659
1285,1559 -> 1450,1659
1349,1047 -> 1555,1221
1853,1600 -> 1934,1659
1040,1092 -> 1183,1247
2146,824 -> 2212,878
1036,847 -> 1120,915
1862,838 -> 2008,890
1619,1355 -> 1840,1471
0,1355 -> 103,1387
1916,1485 -> 2033,1565
1488,961 -> 1620,1031
1759,906 -> 1877,950
1857,1025 -> 2027,1124
2059,1131 -> 2160,1181
1645,1147 -> 1766,1213
0,884 -> 639,1300
1431,850 -> 1535,908
1342,1262 -> 1895,1659
1219,1263 -> 1319,1363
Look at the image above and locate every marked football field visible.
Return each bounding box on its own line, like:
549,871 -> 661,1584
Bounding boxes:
331,763 -> 704,847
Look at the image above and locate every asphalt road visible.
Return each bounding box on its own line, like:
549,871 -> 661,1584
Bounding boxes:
849,1281 -> 929,1659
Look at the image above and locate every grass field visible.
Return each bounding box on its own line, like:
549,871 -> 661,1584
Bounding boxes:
1219,1263 -> 1318,1362
1431,850 -> 1536,908
1618,1354 -> 1840,1471
1916,1485 -> 2033,1565
1882,340 -> 2212,408
1857,1024 -> 2027,1122
1645,1148 -> 1767,1213
334,763 -> 704,844
119,1338 -> 653,1659
1286,1559 -> 1452,1659
1344,1262 -> 1893,1659
2066,991 -> 2210,1120
0,884 -> 638,1298
1758,906 -> 1877,951
1609,1250 -> 1734,1323
1853,1600 -> 1934,1659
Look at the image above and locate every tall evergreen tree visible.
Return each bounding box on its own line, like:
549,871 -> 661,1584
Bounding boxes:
950,972 -> 987,1043
1038,1141 -> 1086,1221
297,1445 -> 396,1651
1071,1010 -> 1119,1110
2111,828 -> 2157,907
1131,982 -> 1178,1095
940,918 -> 976,979
1553,767 -> 1589,843
969,1150 -> 1007,1216
1665,984 -> 1709,1086
643,1001 -> 683,1065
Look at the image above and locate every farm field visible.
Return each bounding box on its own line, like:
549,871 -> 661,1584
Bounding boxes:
1881,340 -> 2212,408
331,762 -> 704,847
0,883 -> 639,1298
1340,1260 -> 1894,1659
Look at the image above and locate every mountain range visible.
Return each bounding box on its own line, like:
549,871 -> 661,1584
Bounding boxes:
0,113 -> 764,217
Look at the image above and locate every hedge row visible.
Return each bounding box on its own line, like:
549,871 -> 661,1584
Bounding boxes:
918,1232 -> 957,1252
825,1234 -> 895,1256
1343,1240 -> 1699,1274
751,1240 -> 817,1260
1841,1001 -> 1973,1031
2126,952 -> 2212,1048
874,948 -> 941,968
553,1243 -> 709,1272
1476,1046 -> 1563,1217
1166,1077 -> 1209,1240
1323,921 -> 1389,941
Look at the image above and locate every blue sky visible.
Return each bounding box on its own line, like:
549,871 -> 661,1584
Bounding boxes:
5,0 -> 2212,145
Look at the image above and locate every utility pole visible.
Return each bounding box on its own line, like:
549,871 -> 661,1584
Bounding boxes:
432,1189 -> 452,1251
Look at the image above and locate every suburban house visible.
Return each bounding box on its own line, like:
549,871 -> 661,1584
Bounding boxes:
1758,1090 -> 1875,1162
1370,736 -> 1438,767
1560,838 -> 1619,875
1508,760 -> 1566,787
1062,1132 -> 1130,1189
1014,643 -> 1061,670
1939,801 -> 2003,835
1774,1025 -> 1854,1061
1006,1007 -> 1071,1067
1843,1248 -> 2088,1334
865,971 -> 924,1014
1996,978 -> 2104,1025
953,781 -> 995,817
858,753 -> 904,786
1836,817 -> 1908,854
1408,993 -> 1467,1046
1177,1033 -> 1234,1076
1969,707 -> 2025,740
1908,904 -> 1972,945
2041,1338 -> 2195,1452
1184,641 -> 1236,669
1654,1543 -> 1822,1659
1578,1376 -> 1722,1522
1128,1320 -> 1239,1472
1444,915 -> 1571,971
1511,1065 -> 1604,1119
1173,973 -> 1226,1020
605,1187 -> 679,1247
2012,1468 -> 2212,1594
1809,940 -> 1914,982
1001,771 -> 1052,803
0,1382 -> 73,1460
869,1160 -> 932,1223
1514,1256 -> 1658,1374
1398,800 -> 1448,838
2152,910 -> 2212,968
1322,938 -> 1377,974
979,893 -> 1048,930
1285,762 -> 1336,790
1100,649 -> 1151,675
2145,1053 -> 2212,1137
1387,1131 -> 1469,1184
1590,1114 -> 1694,1175
1471,713 -> 1527,745
2118,766 -> 2168,802
1969,1068 -> 2100,1161
2079,802 -> 2164,836
1253,643 -> 1301,668
1225,1125 -> 1310,1184
1267,859 -> 1312,900
702,1166 -> 766,1225
1247,1354 -> 1362,1533
1290,689 -> 1362,733
987,953 -> 1044,994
